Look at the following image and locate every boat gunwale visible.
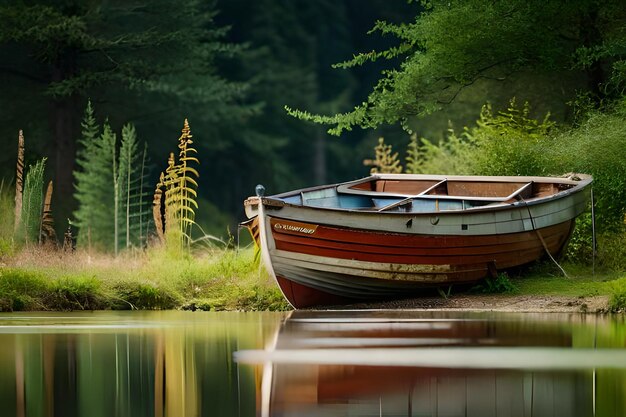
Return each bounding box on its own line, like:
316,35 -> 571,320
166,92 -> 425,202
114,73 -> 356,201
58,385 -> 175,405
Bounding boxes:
246,174 -> 592,216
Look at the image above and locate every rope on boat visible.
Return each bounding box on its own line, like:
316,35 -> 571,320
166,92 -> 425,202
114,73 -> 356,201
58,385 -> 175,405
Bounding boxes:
519,196 -> 570,278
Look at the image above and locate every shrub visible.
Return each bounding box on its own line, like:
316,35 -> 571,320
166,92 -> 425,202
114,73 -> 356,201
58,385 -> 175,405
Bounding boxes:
564,212 -> 594,263
468,100 -> 554,177
548,104 -> 626,230
608,277 -> 626,312
473,272 -> 518,294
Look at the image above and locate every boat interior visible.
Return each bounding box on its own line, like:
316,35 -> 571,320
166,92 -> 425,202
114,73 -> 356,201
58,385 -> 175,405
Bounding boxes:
275,176 -> 579,213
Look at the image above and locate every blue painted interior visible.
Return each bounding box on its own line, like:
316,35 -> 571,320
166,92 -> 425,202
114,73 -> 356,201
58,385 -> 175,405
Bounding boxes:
277,187 -> 499,212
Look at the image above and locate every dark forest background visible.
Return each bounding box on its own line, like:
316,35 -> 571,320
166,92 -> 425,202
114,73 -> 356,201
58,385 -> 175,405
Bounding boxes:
1,0 -> 624,239
0,0 -> 415,235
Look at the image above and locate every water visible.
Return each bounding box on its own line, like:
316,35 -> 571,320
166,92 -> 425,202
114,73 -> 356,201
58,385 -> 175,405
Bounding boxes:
0,310 -> 625,417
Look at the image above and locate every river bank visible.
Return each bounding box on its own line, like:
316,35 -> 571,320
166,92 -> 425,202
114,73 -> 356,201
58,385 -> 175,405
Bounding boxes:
1,246 -> 624,313
335,294 -> 612,313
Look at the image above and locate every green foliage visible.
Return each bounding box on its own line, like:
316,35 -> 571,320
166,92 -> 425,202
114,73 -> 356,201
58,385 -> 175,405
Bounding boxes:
549,104 -> 626,229
236,285 -> 291,311
473,273 -> 518,294
74,103 -> 114,250
156,120 -> 200,253
608,278 -> 626,313
113,281 -> 178,310
289,0 -> 626,135
564,212 -> 594,263
18,158 -> 46,244
74,102 -> 150,253
0,179 -> 14,243
406,129 -> 475,175
597,232 -> 626,272
467,100 -> 555,176
117,124 -> 150,250
0,268 -> 48,311
363,137 -> 402,174
49,276 -> 106,311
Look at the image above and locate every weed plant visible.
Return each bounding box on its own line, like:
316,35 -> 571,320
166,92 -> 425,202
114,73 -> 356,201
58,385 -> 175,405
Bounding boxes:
472,273 -> 518,294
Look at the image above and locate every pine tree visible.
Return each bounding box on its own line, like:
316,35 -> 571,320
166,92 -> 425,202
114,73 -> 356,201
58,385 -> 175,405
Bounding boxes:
73,114 -> 117,252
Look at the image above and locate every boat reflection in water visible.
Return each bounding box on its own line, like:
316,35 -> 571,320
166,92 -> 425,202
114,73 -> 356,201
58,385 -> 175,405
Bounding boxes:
235,311 -> 626,417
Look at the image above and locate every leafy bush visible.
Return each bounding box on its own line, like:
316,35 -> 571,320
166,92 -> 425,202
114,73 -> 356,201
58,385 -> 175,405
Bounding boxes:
473,272 -> 518,294
597,232 -> 626,272
608,277 -> 626,312
397,99 -> 626,270
549,104 -> 626,230
564,212 -> 594,263
405,130 -> 474,175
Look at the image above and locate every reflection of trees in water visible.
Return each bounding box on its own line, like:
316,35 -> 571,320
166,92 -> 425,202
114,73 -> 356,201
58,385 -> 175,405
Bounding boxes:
2,314 -> 625,417
2,314 -> 282,417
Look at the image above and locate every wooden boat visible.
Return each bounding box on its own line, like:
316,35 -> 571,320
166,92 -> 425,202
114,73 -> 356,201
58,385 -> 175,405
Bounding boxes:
243,174 -> 592,308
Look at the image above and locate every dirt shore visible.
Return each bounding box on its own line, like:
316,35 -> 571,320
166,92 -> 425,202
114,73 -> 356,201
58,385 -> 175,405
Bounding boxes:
332,294 -> 611,313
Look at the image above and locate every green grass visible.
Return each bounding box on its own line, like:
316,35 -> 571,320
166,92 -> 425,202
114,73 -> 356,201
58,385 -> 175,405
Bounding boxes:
0,245 -> 624,313
509,263 -> 619,298
608,277 -> 626,313
0,246 -> 290,312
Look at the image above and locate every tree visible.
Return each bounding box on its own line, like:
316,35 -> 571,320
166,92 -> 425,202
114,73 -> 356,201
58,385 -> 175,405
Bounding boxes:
288,0 -> 626,135
0,0 -> 253,222
73,115 -> 116,251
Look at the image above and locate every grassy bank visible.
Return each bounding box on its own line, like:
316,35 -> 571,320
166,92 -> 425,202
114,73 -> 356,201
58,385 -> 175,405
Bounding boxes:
473,263 -> 626,312
1,246 -> 624,313
0,246 -> 290,312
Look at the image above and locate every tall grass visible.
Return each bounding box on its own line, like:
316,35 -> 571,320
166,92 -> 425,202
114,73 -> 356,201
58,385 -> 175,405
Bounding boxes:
0,247 -> 289,312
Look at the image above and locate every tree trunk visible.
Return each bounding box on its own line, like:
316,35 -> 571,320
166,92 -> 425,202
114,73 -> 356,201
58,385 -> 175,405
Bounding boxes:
49,55 -> 78,226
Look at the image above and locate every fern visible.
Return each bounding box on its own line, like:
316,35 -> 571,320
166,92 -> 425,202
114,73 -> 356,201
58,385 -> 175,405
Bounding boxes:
363,137 -> 402,174
155,119 -> 200,253
19,158 -> 46,244
405,134 -> 422,174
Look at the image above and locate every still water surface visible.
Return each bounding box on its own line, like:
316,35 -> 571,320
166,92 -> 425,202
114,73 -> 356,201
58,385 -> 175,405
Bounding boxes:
0,310 -> 624,417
